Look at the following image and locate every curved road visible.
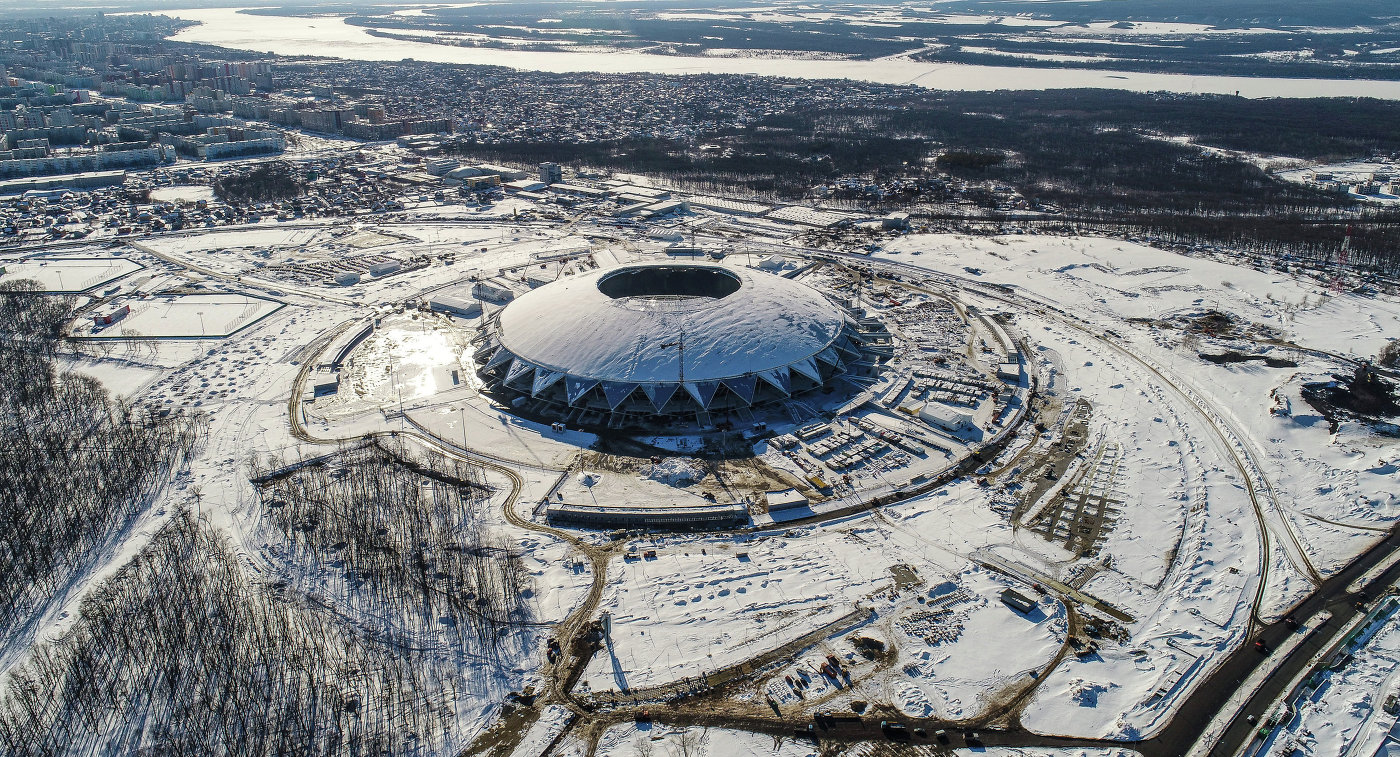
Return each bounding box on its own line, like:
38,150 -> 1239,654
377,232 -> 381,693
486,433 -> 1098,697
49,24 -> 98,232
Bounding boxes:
284,330 -> 613,749
278,240 -> 1399,757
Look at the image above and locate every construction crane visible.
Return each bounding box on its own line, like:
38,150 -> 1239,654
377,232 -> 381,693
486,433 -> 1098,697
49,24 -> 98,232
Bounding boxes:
660,329 -> 686,383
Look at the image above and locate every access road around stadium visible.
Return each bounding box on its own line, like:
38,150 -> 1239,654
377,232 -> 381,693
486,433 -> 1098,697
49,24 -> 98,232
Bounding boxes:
282,241 -> 1397,756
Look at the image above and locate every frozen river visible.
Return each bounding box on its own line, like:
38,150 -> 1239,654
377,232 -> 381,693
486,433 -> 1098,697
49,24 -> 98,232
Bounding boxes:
163,7 -> 1400,100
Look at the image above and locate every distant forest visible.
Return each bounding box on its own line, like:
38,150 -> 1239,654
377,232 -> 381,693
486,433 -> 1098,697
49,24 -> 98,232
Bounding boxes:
454,89 -> 1400,207
451,89 -> 1400,273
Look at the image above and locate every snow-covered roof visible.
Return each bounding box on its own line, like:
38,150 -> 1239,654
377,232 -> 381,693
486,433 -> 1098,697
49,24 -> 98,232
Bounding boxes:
493,262 -> 849,385
918,401 -> 974,430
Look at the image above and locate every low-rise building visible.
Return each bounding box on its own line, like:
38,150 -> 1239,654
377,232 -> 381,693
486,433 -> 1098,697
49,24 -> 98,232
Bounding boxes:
1000,588 -> 1037,614
93,303 -> 130,326
428,294 -> 482,318
918,401 -> 975,431
545,501 -> 748,529
472,280 -> 516,302
505,178 -> 547,193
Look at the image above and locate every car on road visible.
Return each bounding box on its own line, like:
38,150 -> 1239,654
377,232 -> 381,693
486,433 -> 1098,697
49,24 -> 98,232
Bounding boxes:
880,721 -> 909,739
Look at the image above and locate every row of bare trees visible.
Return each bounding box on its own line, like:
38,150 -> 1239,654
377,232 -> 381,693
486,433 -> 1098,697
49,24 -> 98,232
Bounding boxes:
0,281 -> 204,656
0,283 -> 533,755
0,512 -> 478,756
251,440 -> 532,655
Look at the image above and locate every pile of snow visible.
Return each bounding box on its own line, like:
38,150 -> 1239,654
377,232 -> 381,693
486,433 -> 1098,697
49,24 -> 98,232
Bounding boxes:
646,457 -> 706,486
900,684 -> 937,716
1070,679 -> 1116,707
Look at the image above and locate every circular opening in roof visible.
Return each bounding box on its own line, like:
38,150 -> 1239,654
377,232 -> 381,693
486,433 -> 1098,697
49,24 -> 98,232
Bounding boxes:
597,265 -> 742,300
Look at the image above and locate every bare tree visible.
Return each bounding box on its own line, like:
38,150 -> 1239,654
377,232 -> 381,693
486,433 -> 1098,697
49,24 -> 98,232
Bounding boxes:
672,729 -> 703,757
1379,339 -> 1400,368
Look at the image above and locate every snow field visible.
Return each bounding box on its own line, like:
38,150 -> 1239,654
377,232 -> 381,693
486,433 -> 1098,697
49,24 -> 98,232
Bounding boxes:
1009,318 -> 1263,738
560,721 -> 1144,757
579,530 -> 890,694
506,704 -> 574,757
342,318 -> 470,404
794,565 -> 1067,721
578,723 -> 814,757
139,223 -> 331,255
879,233 -> 1400,359
0,255 -> 142,292
1149,348 -> 1399,574
887,571 -> 1065,720
405,397 -> 595,469
91,292 -> 282,338
555,464 -> 719,511
876,234 -> 1397,737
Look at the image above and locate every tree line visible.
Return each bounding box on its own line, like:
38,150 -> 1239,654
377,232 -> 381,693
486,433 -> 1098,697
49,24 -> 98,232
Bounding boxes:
0,280 -> 204,660
250,439 -> 532,654
213,161 -> 306,204
451,89 -> 1400,273
0,284 -> 535,755
0,511 -> 480,756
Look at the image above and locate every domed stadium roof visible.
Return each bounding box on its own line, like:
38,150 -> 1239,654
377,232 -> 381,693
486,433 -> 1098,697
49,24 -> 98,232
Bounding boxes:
474,261 -> 870,422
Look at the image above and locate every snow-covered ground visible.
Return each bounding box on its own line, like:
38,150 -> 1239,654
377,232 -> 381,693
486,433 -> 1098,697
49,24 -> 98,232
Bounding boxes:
8,204 -> 1398,755
578,529 -> 889,695
570,723 -> 814,757
138,223 -> 333,255
869,233 -> 1398,738
83,292 -> 283,338
881,234 -> 1399,357
149,185 -> 217,204
761,563 -> 1068,721
1264,599 -> 1400,757
143,228 -> 1400,743
506,704 -> 574,757
0,254 -> 143,292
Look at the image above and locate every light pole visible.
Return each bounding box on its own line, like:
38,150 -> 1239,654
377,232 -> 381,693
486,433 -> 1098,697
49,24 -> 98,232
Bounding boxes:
197,310 -> 206,337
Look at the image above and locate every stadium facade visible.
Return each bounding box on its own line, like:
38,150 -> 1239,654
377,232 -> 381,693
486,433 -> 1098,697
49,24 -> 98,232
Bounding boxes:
473,262 -> 874,427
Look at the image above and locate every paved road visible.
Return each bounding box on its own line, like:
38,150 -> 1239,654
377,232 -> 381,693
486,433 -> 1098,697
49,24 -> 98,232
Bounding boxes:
274,237 -> 1400,756
1139,526 -> 1400,757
